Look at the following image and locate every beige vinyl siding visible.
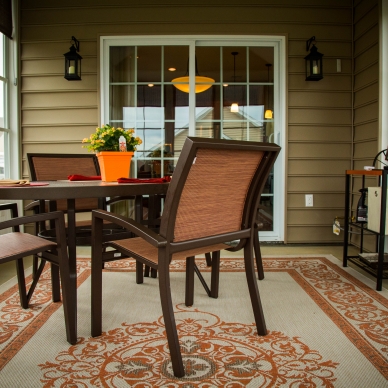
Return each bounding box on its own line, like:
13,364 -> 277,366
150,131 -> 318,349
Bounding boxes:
20,0 -> 354,243
350,0 -> 379,251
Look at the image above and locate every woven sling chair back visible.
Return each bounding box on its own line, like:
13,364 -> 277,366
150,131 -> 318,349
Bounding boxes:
27,153 -> 101,212
91,137 -> 281,378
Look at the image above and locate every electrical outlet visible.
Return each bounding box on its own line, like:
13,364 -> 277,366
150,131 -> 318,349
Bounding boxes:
305,194 -> 313,207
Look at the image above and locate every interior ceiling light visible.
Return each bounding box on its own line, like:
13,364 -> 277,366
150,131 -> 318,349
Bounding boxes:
148,84 -> 154,87
168,67 -> 176,71
230,52 -> 239,113
172,57 -> 214,93
264,63 -> 273,119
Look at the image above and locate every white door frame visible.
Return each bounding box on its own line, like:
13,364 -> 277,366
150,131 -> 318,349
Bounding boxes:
100,35 -> 287,241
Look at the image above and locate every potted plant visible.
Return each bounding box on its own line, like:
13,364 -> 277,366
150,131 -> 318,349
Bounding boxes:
82,124 -> 142,181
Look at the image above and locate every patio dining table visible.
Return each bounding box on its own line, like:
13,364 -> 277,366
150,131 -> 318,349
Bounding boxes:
0,180 -> 169,340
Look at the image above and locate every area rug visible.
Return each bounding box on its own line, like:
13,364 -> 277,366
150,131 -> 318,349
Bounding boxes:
0,255 -> 387,387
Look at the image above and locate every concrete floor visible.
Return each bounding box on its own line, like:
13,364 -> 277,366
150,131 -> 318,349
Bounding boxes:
1,244 -> 387,289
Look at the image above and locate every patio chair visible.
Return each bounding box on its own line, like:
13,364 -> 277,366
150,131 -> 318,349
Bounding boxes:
0,203 -> 76,345
26,153 -> 134,248
90,137 -> 280,377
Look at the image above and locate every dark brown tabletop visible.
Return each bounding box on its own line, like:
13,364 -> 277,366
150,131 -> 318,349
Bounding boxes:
0,180 -> 169,200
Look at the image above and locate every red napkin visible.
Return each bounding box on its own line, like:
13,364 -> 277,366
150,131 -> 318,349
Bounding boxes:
117,176 -> 171,184
68,175 -> 101,181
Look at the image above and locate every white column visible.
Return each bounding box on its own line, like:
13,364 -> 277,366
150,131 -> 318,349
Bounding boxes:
379,0 -> 388,155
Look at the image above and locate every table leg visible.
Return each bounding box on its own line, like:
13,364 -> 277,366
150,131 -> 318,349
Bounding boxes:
66,198 -> 78,331
66,199 -> 77,276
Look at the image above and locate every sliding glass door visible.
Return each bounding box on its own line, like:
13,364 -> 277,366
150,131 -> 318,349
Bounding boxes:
101,36 -> 286,241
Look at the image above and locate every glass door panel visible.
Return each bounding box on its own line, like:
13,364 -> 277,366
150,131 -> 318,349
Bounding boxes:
105,37 -> 283,240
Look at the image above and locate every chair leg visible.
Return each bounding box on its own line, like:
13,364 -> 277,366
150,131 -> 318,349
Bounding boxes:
243,240 -> 267,336
15,259 -> 28,309
185,256 -> 195,307
158,261 -> 185,378
144,265 -> 150,277
150,268 -> 157,278
136,261 -> 144,284
51,263 -> 61,302
91,218 -> 104,338
210,251 -> 220,298
32,256 -> 39,278
254,228 -> 264,280
57,259 -> 77,345
205,252 -> 212,267
26,258 -> 46,304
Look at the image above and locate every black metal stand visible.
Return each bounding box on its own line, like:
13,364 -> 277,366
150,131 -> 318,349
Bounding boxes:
343,169 -> 387,291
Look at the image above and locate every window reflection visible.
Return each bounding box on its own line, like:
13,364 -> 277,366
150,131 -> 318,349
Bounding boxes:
108,45 -> 275,219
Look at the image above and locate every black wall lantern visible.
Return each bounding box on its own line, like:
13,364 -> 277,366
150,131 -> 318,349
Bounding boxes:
305,36 -> 323,81
64,36 -> 82,81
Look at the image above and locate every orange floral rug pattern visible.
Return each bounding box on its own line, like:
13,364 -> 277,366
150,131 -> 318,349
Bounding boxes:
0,260 -> 90,369
40,307 -> 339,387
0,257 -> 387,386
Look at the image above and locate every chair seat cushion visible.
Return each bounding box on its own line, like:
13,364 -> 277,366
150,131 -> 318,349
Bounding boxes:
109,237 -> 229,265
0,232 -> 57,260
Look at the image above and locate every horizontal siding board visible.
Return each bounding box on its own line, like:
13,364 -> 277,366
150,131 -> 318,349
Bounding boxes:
288,159 -> 350,175
22,108 -> 98,125
354,4 -> 378,39
353,24 -> 378,57
353,140 -> 379,159
22,143 -> 97,155
21,41 -> 97,59
354,82 -> 378,107
288,143 -> 351,158
288,126 -> 352,142
288,91 -> 352,108
21,0 -> 353,7
21,6 -> 352,26
22,92 -> 98,109
288,108 -> 352,125
23,126 -> 98,143
353,101 -> 378,125
354,44 -> 378,73
22,22 -> 352,42
354,63 -> 378,90
287,226 -> 344,243
288,209 -> 342,225
288,176 -> 345,192
353,121 -> 378,142
354,0 -> 378,23
21,74 -> 97,91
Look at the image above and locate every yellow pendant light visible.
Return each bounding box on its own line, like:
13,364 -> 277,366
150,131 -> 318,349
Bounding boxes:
172,57 -> 214,94
264,63 -> 273,119
172,75 -> 215,93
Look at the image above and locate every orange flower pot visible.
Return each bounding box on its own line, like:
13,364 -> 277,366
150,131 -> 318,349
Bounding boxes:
97,151 -> 134,182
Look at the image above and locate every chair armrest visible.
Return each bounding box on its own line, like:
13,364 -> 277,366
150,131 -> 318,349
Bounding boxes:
0,211 -> 65,231
92,209 -> 166,248
0,202 -> 18,216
